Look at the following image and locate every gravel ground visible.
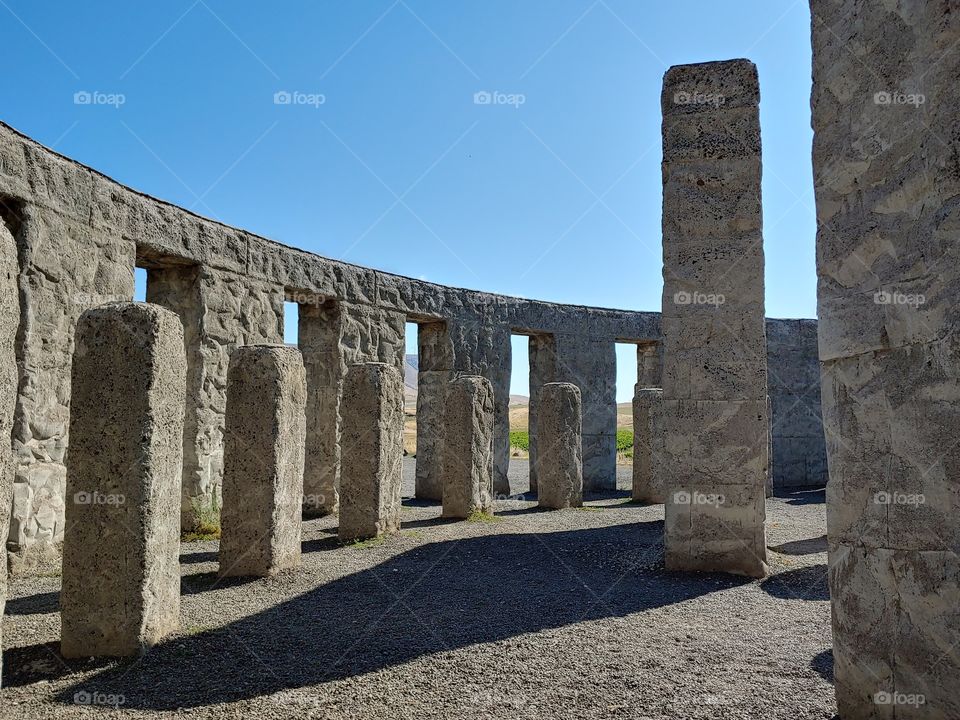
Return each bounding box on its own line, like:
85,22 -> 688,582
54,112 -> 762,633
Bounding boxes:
1,459 -> 835,719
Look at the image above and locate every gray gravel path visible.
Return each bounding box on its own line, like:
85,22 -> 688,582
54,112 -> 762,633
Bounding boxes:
1,459 -> 834,719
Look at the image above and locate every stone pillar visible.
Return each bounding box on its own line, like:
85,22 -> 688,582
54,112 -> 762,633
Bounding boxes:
338,362 -> 403,542
219,345 -> 305,578
660,60 -> 768,578
441,375 -> 494,518
632,387 -> 664,503
637,342 -> 662,388
299,298 -> 342,516
812,3 -> 960,715
61,303 -> 185,658
0,222 -> 19,685
528,333 -> 557,495
415,321 -> 453,501
537,382 -> 583,510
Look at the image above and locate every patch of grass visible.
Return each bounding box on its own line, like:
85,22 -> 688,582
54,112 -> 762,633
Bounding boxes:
616,429 -> 634,452
182,494 -> 221,542
344,535 -> 387,549
574,505 -> 601,512
509,430 -> 529,452
184,624 -> 212,636
467,511 -> 501,523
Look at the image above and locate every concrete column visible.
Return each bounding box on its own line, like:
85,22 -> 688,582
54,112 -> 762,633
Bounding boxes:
660,60 -> 768,578
632,387 -> 664,503
61,303 -> 185,658
537,382 -> 583,510
0,222 -> 19,685
637,342 -> 662,388
442,375 -> 494,518
415,321 -> 453,501
299,299 -> 342,516
338,362 -> 403,542
528,333 -> 557,494
219,345 -> 305,578
812,2 -> 960,715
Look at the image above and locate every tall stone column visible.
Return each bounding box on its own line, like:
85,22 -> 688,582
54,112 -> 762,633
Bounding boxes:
338,362 -> 403,542
442,375 -> 494,518
660,60 -> 768,578
415,321 -> 453,501
0,222 -> 19,685
61,303 -> 185,658
812,2 -> 960,716
220,345 -> 305,578
528,333 -> 557,495
299,299 -> 343,516
637,342 -> 662,388
632,387 -> 664,503
537,383 -> 583,510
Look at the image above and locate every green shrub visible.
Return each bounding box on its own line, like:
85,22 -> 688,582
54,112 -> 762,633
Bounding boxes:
182,494 -> 221,542
616,429 -> 634,452
509,430 -> 529,452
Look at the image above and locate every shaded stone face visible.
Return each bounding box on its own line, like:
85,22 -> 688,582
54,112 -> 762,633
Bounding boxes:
632,387 -> 664,504
219,345 -> 306,578
536,382 -> 583,510
0,222 -> 19,686
442,375 -> 494,518
660,59 -> 769,579
338,362 -> 404,542
60,302 -> 185,658
811,2 -> 960,716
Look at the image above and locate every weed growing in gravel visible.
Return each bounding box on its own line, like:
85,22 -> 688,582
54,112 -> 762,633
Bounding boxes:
467,511 -> 501,523
182,495 -> 221,542
344,535 -> 387,549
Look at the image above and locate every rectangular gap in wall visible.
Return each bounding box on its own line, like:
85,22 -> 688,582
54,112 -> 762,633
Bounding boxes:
134,267 -> 147,302
615,343 -> 639,457
403,322 -> 418,468
283,301 -> 299,346
509,334 -> 530,465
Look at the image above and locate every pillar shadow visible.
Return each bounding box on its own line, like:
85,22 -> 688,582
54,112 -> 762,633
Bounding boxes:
759,565 -> 829,601
52,520 -> 753,710
179,549 -> 218,565
811,648 -> 834,683
777,488 -> 826,505
769,534 -> 828,556
4,590 -> 59,615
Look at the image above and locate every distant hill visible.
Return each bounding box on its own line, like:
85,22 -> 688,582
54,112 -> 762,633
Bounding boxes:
403,355 -> 528,407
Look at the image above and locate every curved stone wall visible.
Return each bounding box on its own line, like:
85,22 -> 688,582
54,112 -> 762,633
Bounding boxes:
0,121 -> 822,572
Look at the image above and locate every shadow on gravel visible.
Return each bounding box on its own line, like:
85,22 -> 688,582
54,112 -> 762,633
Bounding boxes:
760,565 -> 829,601
810,648 -> 834,683
5,590 -> 59,615
45,520 -> 751,710
777,488 -> 826,506
769,534 -> 828,556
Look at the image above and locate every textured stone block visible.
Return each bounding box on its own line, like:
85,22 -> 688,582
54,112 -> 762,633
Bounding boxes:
537,383 -> 583,510
661,59 -> 768,578
219,345 -> 305,578
0,223 -> 18,685
415,370 -> 451,501
338,362 -> 403,542
442,375 -> 494,517
61,303 -> 185,658
632,387 -> 664,503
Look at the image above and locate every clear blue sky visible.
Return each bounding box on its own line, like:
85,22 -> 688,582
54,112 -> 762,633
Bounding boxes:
4,0 -> 815,402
